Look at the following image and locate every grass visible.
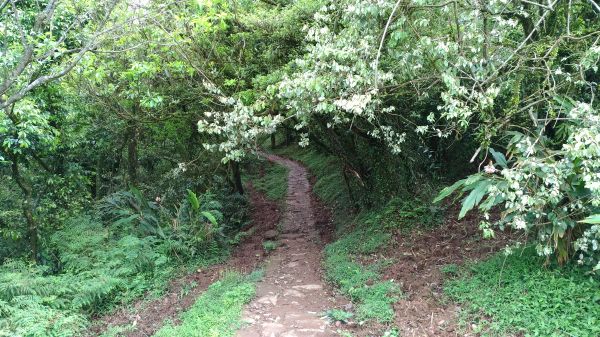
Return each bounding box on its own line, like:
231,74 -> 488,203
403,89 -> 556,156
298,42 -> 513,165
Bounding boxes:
243,157 -> 288,202
262,240 -> 278,252
445,246 -> 600,337
153,270 -> 262,337
324,309 -> 354,323
324,212 -> 401,323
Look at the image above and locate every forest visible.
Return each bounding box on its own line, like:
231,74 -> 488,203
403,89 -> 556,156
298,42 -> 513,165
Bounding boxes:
0,0 -> 599,336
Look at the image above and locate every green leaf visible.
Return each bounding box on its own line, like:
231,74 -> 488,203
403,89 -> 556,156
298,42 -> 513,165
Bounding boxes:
187,189 -> 200,211
201,211 -> 218,226
553,95 -> 575,110
112,214 -> 139,227
434,178 -> 468,203
489,148 -> 507,168
459,180 -> 491,219
579,214 -> 600,224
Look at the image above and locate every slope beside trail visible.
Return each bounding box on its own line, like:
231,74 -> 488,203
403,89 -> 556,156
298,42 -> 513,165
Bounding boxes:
236,153 -> 344,337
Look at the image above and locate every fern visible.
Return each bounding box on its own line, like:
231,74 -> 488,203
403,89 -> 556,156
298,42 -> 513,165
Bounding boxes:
0,189 -> 245,336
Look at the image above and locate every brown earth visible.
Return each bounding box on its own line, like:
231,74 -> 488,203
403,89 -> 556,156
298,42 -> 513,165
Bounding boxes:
323,207 -> 515,337
88,183 -> 281,337
381,208 -> 516,337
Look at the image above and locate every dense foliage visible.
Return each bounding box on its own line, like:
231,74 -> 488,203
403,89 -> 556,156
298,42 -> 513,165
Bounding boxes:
1,0 -> 599,335
198,0 -> 600,270
445,246 -> 600,336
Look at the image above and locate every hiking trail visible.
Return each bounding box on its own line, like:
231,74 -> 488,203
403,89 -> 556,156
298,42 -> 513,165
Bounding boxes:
236,153 -> 343,337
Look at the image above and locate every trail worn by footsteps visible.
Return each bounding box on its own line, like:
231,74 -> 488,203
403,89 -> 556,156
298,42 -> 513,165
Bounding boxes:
237,154 -> 342,337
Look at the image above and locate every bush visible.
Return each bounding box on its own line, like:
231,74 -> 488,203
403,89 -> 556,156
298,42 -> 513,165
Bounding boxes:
0,188 -> 247,336
436,105 -> 600,268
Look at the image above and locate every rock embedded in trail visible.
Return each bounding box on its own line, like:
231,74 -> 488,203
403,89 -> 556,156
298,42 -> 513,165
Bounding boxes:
264,229 -> 279,240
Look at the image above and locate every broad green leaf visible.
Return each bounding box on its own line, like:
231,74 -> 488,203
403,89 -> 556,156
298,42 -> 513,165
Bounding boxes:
459,180 -> 491,219
112,214 -> 139,227
187,189 -> 200,210
489,148 -> 507,168
553,95 -> 575,110
579,214 -> 600,224
434,178 -> 468,203
202,211 -> 218,226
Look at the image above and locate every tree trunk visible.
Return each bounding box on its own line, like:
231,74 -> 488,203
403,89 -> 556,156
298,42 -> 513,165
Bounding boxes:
271,133 -> 276,149
127,123 -> 139,185
10,154 -> 38,262
231,161 -> 244,195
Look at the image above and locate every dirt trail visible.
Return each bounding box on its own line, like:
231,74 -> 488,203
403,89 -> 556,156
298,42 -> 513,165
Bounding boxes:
236,154 -> 343,337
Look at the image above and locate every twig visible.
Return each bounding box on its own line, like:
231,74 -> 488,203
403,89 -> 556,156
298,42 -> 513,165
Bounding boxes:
374,0 -> 403,86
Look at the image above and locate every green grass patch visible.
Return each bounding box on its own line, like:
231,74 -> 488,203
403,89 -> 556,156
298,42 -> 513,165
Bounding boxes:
445,246 -> 600,337
244,159 -> 288,202
153,270 -> 262,337
324,209 -> 401,322
372,196 -> 443,233
262,240 -> 278,252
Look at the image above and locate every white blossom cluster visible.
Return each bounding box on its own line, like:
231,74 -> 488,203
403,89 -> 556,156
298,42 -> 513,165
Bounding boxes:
277,1 -> 401,150
481,104 -> 600,263
575,225 -> 600,272
198,99 -> 283,163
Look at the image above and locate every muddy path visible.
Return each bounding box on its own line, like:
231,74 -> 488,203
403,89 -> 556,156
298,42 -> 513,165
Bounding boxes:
236,153 -> 346,337
89,184 -> 281,337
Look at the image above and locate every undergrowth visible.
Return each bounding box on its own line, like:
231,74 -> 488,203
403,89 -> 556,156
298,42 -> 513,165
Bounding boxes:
445,246 -> 600,337
324,210 -> 400,323
0,189 -> 247,337
243,157 -> 288,202
153,270 -> 262,337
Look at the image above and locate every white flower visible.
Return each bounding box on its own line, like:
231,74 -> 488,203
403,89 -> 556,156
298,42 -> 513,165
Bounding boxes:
513,217 -> 527,230
484,163 -> 497,174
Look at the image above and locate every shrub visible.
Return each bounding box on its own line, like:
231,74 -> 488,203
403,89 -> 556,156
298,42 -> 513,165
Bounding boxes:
0,188 -> 245,336
436,104 -> 600,269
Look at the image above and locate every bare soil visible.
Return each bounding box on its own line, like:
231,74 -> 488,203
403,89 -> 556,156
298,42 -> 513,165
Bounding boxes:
381,208 -> 515,337
88,184 -> 281,337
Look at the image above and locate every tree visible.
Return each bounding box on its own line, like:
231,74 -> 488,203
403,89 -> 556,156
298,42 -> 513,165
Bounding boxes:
0,0 -> 131,261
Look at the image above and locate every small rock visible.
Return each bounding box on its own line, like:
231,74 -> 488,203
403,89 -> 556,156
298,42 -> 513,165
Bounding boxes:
293,284 -> 322,291
264,230 -> 278,239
